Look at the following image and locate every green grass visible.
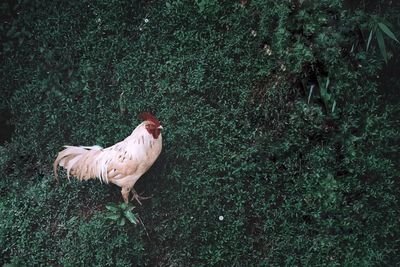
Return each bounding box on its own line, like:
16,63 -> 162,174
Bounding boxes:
0,0 -> 399,265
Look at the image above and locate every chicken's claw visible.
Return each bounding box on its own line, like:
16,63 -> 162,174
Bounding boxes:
131,189 -> 152,205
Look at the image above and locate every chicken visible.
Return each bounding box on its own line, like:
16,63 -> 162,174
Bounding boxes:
53,112 -> 163,203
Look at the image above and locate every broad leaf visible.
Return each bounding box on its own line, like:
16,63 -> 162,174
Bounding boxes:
106,214 -> 120,221
378,22 -> 399,43
126,204 -> 135,212
119,202 -> 128,210
376,30 -> 387,62
105,204 -> 119,212
124,210 -> 138,224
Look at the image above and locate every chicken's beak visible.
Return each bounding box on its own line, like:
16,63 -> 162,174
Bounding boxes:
158,125 -> 163,130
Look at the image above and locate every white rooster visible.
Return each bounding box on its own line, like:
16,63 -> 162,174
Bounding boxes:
53,112 -> 163,203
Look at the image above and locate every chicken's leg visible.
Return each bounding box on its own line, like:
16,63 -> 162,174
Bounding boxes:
121,187 -> 130,204
131,188 -> 152,205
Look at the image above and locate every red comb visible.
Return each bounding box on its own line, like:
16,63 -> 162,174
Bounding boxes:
138,112 -> 160,127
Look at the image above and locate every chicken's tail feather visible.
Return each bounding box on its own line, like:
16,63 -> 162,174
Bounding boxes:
53,145 -> 106,182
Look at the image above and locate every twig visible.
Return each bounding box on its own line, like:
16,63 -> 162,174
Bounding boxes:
137,214 -> 151,242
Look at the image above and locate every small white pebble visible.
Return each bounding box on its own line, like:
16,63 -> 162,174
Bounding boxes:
219,215 -> 224,221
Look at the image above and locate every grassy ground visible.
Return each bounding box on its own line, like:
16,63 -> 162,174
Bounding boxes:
0,0 -> 399,266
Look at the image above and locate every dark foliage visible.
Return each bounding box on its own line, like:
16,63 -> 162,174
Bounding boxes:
0,0 -> 399,265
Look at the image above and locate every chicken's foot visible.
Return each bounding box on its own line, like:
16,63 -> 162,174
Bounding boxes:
131,189 -> 152,205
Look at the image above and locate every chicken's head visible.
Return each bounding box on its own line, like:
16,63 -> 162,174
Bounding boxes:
139,112 -> 163,139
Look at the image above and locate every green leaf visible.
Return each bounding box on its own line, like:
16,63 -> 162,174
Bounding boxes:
106,214 -> 120,221
118,217 -> 126,226
378,22 -> 399,43
124,210 -> 138,224
376,30 -> 387,62
350,43 -> 355,53
325,77 -> 330,90
318,76 -> 335,113
307,85 -> 314,104
331,100 -> 336,113
105,204 -> 119,212
366,29 -> 373,51
320,82 -> 327,99
119,202 -> 128,210
126,204 -> 135,212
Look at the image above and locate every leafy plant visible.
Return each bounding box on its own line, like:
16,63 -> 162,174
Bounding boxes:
318,76 -> 337,114
366,16 -> 399,62
196,0 -> 220,14
105,202 -> 138,226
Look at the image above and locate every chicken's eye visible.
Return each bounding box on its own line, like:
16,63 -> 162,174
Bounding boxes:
146,124 -> 157,131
